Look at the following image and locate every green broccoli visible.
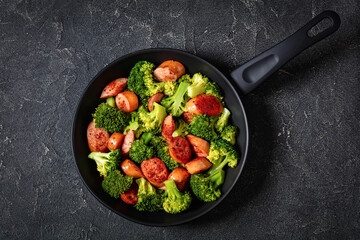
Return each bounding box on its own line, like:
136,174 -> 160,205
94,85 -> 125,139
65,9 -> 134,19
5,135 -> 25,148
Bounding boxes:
88,149 -> 122,177
189,114 -> 219,141
140,132 -> 154,145
178,74 -> 192,84
188,73 -> 208,98
190,165 -> 225,202
163,180 -> 192,214
161,81 -> 190,117
215,108 -> 231,132
124,111 -> 144,138
129,139 -> 155,164
163,81 -> 177,96
135,178 -> 164,212
106,97 -> 115,107
138,103 -> 167,134
220,125 -> 239,145
92,102 -> 130,133
102,170 -> 133,198
127,61 -> 164,98
172,119 -> 189,137
149,136 -> 179,171
205,81 -> 223,101
207,139 -> 238,167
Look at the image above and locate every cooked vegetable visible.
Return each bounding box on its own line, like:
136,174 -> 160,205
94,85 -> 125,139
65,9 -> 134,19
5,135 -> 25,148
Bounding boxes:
107,132 -> 125,151
121,182 -> 139,205
169,137 -> 192,164
168,167 -> 190,191
87,120 -> 110,153
140,132 -> 154,145
129,139 -> 155,164
121,130 -> 135,155
106,97 -> 116,107
186,135 -> 210,157
153,60 -> 185,82
149,136 -> 180,171
187,73 -> 208,98
161,81 -> 190,117
138,103 -> 167,134
100,78 -> 127,99
115,90 -> 139,113
162,114 -> 175,143
178,74 -> 192,84
88,149 -> 121,177
102,170 -> 133,198
135,178 -> 164,212
220,125 -> 239,145
124,111 -> 144,138
215,107 -> 230,132
189,114 -> 218,142
163,179 -> 192,214
172,119 -> 189,137
186,94 -> 223,116
121,159 -> 145,178
127,61 -> 163,98
92,102 -> 130,133
207,139 -> 238,167
205,81 -> 223,101
183,111 -> 194,124
141,157 -> 169,183
184,157 -> 212,174
148,93 -> 164,111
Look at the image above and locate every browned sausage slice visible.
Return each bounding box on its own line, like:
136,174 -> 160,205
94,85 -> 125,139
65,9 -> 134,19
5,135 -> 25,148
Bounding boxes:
169,137 -> 192,164
153,60 -> 185,82
87,120 -> 110,152
100,78 -> 127,99
120,182 -> 138,205
168,167 -> 190,191
148,93 -> 164,111
186,135 -> 210,157
121,159 -> 145,178
184,157 -> 212,174
162,114 -> 175,143
115,91 -> 139,113
121,130 -> 135,156
186,94 -> 223,116
141,157 -> 169,183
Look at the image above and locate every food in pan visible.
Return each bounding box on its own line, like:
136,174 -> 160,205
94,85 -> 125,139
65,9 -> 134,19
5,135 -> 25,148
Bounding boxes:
86,60 -> 240,214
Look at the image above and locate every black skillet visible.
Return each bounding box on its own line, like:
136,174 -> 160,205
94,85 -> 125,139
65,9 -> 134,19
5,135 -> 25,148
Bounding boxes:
72,11 -> 340,226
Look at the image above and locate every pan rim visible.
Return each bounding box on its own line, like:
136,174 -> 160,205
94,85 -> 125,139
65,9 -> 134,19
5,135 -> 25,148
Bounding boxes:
71,48 -> 249,226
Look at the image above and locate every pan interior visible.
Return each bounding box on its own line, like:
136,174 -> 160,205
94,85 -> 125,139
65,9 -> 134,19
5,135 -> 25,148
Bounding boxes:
72,48 -> 249,226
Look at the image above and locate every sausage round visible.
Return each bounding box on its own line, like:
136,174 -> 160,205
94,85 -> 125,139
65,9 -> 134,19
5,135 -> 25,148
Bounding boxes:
87,120 -> 110,152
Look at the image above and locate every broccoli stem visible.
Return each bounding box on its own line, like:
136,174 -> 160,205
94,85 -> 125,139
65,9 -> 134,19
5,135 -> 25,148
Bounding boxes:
164,180 -> 181,198
106,97 -> 116,108
207,158 -> 229,176
140,132 -> 154,145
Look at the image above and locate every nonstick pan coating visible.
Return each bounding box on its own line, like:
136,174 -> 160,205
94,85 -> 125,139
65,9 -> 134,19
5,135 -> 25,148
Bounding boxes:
72,48 -> 249,226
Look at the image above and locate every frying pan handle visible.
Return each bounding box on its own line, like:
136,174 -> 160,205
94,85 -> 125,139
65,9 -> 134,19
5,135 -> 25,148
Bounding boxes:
230,11 -> 341,94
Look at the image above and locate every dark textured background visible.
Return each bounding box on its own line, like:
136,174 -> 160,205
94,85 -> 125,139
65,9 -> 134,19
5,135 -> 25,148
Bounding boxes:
1,0 -> 359,239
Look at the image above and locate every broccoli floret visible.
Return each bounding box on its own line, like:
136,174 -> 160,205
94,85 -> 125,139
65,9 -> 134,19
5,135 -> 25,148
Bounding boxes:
102,170 -> 133,198
138,103 -> 167,134
140,132 -> 154,145
88,149 -> 122,177
215,108 -> 231,132
128,61 -> 164,98
92,102 -> 130,133
149,136 -> 179,171
135,178 -> 164,212
106,97 -> 115,107
163,180 -> 192,214
205,81 -> 223,101
190,167 -> 225,202
161,81 -> 190,117
178,74 -> 192,84
207,139 -> 238,167
163,81 -> 177,96
124,111 -> 144,138
220,125 -> 239,145
189,114 -> 218,141
129,139 -> 155,164
188,73 -> 208,98
172,119 -> 189,137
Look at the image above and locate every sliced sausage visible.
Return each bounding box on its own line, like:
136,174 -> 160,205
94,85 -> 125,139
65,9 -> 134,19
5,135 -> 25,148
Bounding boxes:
149,180 -> 165,190
121,159 -> 145,178
120,182 -> 138,205
186,135 -> 210,157
168,167 -> 190,191
141,157 -> 169,183
100,78 -> 128,99
161,114 -> 175,143
153,60 -> 185,82
121,130 -> 135,156
115,91 -> 139,113
186,94 -> 223,116
107,132 -> 125,151
184,157 -> 212,174
87,120 -> 109,152
148,93 -> 164,111
169,137 -> 192,164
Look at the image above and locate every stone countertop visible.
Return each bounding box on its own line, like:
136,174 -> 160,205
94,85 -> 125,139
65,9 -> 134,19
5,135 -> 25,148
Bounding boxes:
1,0 -> 359,239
